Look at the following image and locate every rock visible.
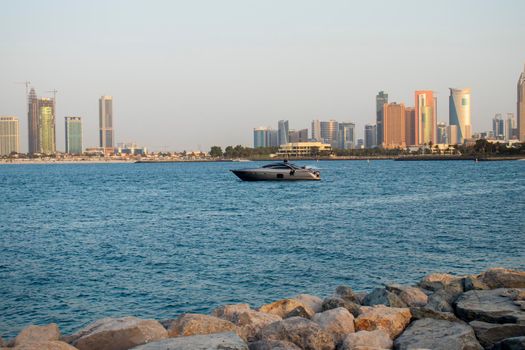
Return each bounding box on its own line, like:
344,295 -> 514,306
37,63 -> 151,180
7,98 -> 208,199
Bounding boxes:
354,306 -> 411,339
426,289 -> 455,312
234,311 -> 282,342
409,307 -> 459,322
492,336 -> 525,350
463,275 -> 490,291
322,297 -> 361,317
312,307 -> 355,344
259,299 -> 315,319
248,340 -> 301,350
258,316 -> 335,350
454,289 -> 525,324
385,284 -> 428,307
354,292 -> 368,305
340,330 -> 392,350
480,268 -> 525,289
419,273 -> 462,291
469,321 -> 525,349
334,286 -> 359,304
362,289 -> 407,308
11,340 -> 78,350
69,316 -> 168,350
212,304 -> 251,321
15,324 -> 61,346
129,332 -> 247,350
293,294 -> 323,313
394,318 -> 482,350
167,314 -> 237,337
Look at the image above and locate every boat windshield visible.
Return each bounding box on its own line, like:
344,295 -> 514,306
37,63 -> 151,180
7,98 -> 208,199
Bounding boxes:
261,162 -> 300,170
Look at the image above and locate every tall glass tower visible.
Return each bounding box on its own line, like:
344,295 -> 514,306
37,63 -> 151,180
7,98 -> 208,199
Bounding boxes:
277,120 -> 289,145
99,96 -> 114,150
518,65 -> 525,141
38,98 -> 56,154
449,88 -> 471,144
27,88 -> 39,154
65,116 -> 83,154
376,91 -> 388,147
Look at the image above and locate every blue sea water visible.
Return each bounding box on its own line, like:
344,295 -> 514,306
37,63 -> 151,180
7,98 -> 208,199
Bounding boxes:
0,160 -> 524,337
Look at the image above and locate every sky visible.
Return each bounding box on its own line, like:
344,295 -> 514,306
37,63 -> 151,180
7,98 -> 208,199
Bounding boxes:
1,0 -> 524,152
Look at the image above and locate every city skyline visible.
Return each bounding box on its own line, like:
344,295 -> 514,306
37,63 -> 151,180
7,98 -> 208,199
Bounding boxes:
0,1 -> 524,152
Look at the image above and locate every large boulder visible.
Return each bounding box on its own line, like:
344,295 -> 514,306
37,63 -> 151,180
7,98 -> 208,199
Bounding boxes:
492,336 -> 525,350
469,321 -> 525,349
454,289 -> 525,324
311,307 -> 355,344
462,275 -> 490,291
425,289 -> 455,313
234,311 -> 282,342
248,340 -> 301,350
11,341 -> 78,350
394,318 -> 482,350
259,299 -> 315,319
69,316 -> 168,350
419,273 -> 463,291
130,332 -> 247,350
14,324 -> 61,346
354,306 -> 411,339
480,268 -> 525,289
258,316 -> 335,350
212,304 -> 251,321
167,314 -> 237,337
340,330 -> 392,350
362,289 -> 407,308
322,297 -> 360,317
293,294 -> 323,313
409,306 -> 459,322
386,284 -> 428,307
334,286 -> 360,304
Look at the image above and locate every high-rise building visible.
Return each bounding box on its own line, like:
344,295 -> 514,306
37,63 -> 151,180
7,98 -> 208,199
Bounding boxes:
518,65 -> 525,141
405,107 -> 416,146
338,122 -> 356,149
38,98 -> 56,154
0,116 -> 20,156
447,125 -> 459,145
376,91 -> 388,146
320,120 -> 339,147
383,102 -> 406,149
505,113 -> 517,141
253,127 -> 268,148
492,114 -> 505,140
99,96 -> 114,150
27,88 -> 39,154
415,90 -> 437,145
437,122 -> 447,144
277,120 -> 289,145
449,88 -> 471,144
364,124 -> 377,149
311,120 -> 321,141
289,129 -> 309,143
269,129 -> 278,147
65,116 -> 83,154
356,139 -> 364,149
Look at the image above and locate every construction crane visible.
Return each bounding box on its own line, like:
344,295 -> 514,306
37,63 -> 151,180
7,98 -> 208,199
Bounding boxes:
14,81 -> 31,95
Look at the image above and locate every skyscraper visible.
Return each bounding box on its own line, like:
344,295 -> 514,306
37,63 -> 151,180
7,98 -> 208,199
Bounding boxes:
338,122 -> 355,149
253,127 -> 278,148
364,124 -> 377,149
437,122 -> 447,144
376,91 -> 388,146
415,90 -> 437,145
449,88 -> 471,144
404,107 -> 416,146
38,98 -> 56,154
27,88 -> 39,154
311,120 -> 321,141
518,65 -> 525,141
65,117 -> 83,154
383,102 -> 406,149
505,113 -> 516,141
447,125 -> 459,145
99,96 -> 114,150
277,120 -> 289,145
288,129 -> 309,143
0,116 -> 20,156
320,120 -> 339,147
492,114 -> 505,140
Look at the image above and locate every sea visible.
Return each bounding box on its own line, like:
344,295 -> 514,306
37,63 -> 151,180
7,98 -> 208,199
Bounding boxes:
0,160 -> 524,337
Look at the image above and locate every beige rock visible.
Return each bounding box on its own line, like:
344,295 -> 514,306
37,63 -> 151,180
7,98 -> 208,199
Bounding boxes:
259,299 -> 315,319
354,306 -> 411,339
248,339 -> 301,350
212,304 -> 251,321
293,294 -> 323,313
419,273 -> 462,291
167,314 -> 237,337
312,307 -> 355,344
235,311 -> 282,342
12,340 -> 78,350
340,330 -> 392,350
70,316 -> 168,350
322,297 -> 361,317
480,268 -> 525,289
386,284 -> 428,307
15,323 -> 61,346
129,332 -> 248,350
259,316 -> 335,350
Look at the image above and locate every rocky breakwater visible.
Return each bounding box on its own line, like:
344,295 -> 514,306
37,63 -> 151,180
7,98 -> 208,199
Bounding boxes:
1,267 -> 524,350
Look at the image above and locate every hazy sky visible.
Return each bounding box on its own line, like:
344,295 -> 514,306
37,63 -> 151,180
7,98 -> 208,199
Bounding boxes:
1,0 -> 524,152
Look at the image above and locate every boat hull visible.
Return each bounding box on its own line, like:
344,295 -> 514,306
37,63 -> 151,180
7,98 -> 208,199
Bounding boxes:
231,169 -> 320,181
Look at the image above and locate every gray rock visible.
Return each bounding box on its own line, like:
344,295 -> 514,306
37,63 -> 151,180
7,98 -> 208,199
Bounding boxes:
293,294 -> 323,313
426,290 -> 455,312
454,289 -> 525,324
394,318 -> 482,350
130,332 -> 248,350
334,286 -> 359,304
492,336 -> 525,350
248,340 -> 301,350
463,275 -> 490,291
386,284 -> 428,307
480,268 -> 525,289
419,273 -> 463,292
340,330 -> 392,350
409,306 -> 459,322
258,316 -> 335,350
469,321 -> 525,349
212,304 -> 252,321
322,297 -> 361,317
362,288 -> 407,308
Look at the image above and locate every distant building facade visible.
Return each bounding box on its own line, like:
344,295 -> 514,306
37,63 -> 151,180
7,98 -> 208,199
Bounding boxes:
38,98 -> 56,154
320,120 -> 339,147
277,141 -> 332,157
311,120 -> 321,141
277,120 -> 289,145
65,116 -> 83,154
288,129 -> 309,143
338,122 -> 356,149
383,102 -> 406,149
505,113 -> 517,141
27,88 -> 39,154
0,116 -> 20,155
364,124 -> 377,148
376,91 -> 388,147
492,114 -> 505,140
415,91 -> 437,145
405,107 -> 416,146
518,65 -> 525,141
447,125 -> 459,145
99,96 -> 114,150
437,122 -> 447,144
449,88 -> 471,144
